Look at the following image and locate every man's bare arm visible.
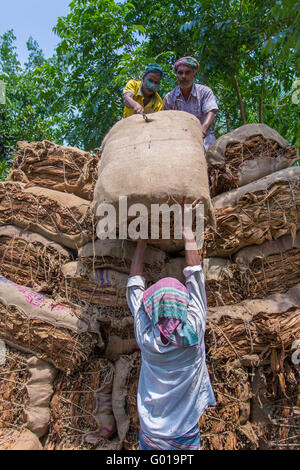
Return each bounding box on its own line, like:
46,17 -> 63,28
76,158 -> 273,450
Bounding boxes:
129,239 -> 148,277
123,92 -> 144,114
202,110 -> 216,137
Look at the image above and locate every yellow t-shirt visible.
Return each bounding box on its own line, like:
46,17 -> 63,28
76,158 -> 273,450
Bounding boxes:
123,79 -> 164,118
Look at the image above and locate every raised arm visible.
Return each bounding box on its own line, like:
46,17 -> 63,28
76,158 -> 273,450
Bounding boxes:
129,239 -> 148,277
182,197 -> 203,266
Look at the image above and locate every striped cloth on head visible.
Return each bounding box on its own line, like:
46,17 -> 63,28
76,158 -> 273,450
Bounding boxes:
142,277 -> 198,347
173,56 -> 199,73
139,423 -> 201,450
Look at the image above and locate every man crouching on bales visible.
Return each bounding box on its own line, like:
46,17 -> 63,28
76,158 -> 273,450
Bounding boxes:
123,63 -> 164,117
126,199 -> 216,450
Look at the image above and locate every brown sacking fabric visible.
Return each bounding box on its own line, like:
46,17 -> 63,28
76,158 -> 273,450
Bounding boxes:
0,225 -> 71,294
0,345 -> 29,432
112,352 -> 140,447
200,286 -> 300,450
0,428 -> 43,450
25,356 -> 57,438
207,127 -> 298,197
205,285 -> 300,362
60,261 -> 128,307
94,111 -> 215,252
10,140 -> 99,201
205,167 -> 300,257
0,277 -> 99,372
45,357 -> 115,450
234,232 -> 300,300
78,239 -> 166,282
0,182 -> 94,250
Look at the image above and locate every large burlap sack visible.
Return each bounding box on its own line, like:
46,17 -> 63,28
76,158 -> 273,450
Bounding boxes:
234,232 -> 300,299
0,225 -> 71,294
9,140 -> 99,201
94,111 -> 215,252
25,357 -> 57,438
0,182 -> 94,250
61,261 -> 128,307
0,344 -> 57,439
206,283 -> 300,361
79,239 -> 166,281
0,277 -> 100,371
45,358 -> 116,450
0,429 -> 43,450
112,352 -> 141,448
205,167 -> 300,256
207,124 -> 298,197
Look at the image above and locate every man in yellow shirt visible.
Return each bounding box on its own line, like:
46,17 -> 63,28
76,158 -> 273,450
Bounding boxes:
123,63 -> 164,118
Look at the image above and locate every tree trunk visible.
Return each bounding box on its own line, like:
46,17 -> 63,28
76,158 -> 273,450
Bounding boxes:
233,75 -> 246,125
259,67 -> 265,123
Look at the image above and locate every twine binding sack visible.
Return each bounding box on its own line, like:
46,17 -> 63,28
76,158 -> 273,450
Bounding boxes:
9,140 -> 99,201
94,111 -> 215,252
0,225 -> 71,293
0,277 -> 100,371
205,167 -> 300,257
206,124 -> 298,196
0,182 -> 94,250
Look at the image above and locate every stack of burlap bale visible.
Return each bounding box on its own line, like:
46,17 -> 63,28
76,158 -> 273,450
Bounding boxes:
0,114 -> 299,450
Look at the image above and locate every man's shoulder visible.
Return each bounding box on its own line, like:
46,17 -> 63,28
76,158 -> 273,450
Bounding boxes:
194,83 -> 214,94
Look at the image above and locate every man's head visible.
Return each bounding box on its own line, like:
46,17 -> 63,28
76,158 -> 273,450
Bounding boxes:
142,63 -> 163,95
173,56 -> 199,91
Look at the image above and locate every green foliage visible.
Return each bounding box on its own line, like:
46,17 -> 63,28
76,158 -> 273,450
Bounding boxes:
0,0 -> 298,159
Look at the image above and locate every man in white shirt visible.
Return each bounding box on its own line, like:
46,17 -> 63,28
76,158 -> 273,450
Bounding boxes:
126,198 -> 216,450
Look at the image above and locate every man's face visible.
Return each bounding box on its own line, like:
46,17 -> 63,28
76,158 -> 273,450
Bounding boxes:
176,65 -> 195,90
142,72 -> 161,95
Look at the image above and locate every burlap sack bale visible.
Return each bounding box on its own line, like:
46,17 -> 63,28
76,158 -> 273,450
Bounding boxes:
0,225 -> 71,294
199,362 -> 255,450
24,357 -> 57,438
205,284 -> 300,362
61,261 -> 128,307
203,258 -> 243,307
78,239 -> 166,282
0,182 -> 94,250
0,277 -> 100,372
249,363 -> 300,450
206,124 -> 298,197
94,111 -> 215,252
205,167 -> 300,257
45,357 -> 115,450
112,352 -> 140,448
0,344 -> 29,432
0,428 -> 43,450
9,140 -> 99,201
234,232 -> 300,300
